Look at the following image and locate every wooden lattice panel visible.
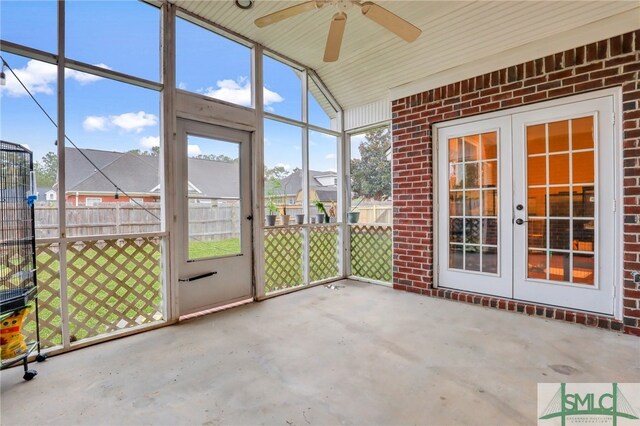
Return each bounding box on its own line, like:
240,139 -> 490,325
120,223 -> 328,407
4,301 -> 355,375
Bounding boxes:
309,226 -> 339,282
264,227 -> 303,293
350,225 -> 392,283
66,237 -> 163,342
21,242 -> 63,349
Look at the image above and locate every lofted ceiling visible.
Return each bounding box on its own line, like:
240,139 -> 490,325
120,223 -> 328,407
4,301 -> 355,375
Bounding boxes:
171,1 -> 639,111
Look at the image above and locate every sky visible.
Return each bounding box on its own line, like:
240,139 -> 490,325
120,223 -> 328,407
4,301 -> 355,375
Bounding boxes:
0,0 -> 339,175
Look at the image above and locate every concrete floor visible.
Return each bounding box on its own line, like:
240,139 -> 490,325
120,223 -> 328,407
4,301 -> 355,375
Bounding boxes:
1,280 -> 638,425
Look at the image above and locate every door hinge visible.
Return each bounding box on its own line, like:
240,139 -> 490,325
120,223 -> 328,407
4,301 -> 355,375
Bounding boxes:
612,112 -> 616,126
613,199 -> 616,212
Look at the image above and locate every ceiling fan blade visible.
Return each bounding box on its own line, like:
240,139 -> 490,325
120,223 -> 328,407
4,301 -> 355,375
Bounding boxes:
360,1 -> 421,42
255,1 -> 321,28
323,12 -> 347,62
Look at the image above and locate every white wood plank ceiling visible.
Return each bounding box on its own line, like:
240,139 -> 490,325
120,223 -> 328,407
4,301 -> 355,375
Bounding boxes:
171,1 -> 639,110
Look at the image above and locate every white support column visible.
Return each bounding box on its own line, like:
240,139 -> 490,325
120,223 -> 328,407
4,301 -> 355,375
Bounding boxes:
341,119 -> 351,278
339,112 -> 348,278
253,44 -> 266,299
57,0 -> 70,350
302,70 -> 310,286
161,1 -> 178,321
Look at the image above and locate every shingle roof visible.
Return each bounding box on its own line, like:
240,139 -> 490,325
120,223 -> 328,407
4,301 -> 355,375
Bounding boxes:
65,148 -> 239,198
272,169 -> 337,196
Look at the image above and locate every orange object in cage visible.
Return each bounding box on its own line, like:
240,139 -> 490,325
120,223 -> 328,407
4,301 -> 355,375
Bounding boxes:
1,307 -> 31,360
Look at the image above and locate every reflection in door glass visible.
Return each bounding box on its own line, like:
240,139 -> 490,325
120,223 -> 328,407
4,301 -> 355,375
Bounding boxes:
525,116 -> 595,285
448,131 -> 499,274
187,135 -> 241,260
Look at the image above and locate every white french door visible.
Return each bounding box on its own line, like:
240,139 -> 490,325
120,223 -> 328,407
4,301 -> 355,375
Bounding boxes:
437,117 -> 513,298
437,94 -> 617,315
512,97 -> 615,314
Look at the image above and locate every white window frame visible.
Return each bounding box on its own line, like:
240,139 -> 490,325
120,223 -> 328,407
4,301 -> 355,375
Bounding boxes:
85,197 -> 103,207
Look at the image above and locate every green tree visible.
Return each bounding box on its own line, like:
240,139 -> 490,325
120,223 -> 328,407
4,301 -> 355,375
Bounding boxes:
350,127 -> 391,200
34,152 -> 58,188
264,165 -> 290,181
196,154 -> 237,163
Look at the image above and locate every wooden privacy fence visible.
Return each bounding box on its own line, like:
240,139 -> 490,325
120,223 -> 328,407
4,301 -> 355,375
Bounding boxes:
34,203 -> 241,240
352,205 -> 392,224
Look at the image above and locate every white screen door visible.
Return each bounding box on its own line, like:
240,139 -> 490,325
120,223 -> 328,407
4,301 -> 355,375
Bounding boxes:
177,120 -> 253,316
437,95 -> 616,315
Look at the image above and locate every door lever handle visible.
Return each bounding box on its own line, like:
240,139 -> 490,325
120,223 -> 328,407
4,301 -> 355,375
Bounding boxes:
179,271 -> 217,282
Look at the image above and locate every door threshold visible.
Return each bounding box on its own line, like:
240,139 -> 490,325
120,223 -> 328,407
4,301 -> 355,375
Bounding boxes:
179,298 -> 253,321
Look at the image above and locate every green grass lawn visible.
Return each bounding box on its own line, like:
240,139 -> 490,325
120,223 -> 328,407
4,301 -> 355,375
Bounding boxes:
189,239 -> 241,259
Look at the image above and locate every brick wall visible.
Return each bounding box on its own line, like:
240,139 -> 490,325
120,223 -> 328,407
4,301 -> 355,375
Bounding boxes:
391,30 -> 640,335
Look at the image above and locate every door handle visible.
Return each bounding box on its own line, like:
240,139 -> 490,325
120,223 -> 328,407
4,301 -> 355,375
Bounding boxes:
246,215 -> 253,220
179,271 -> 217,282
515,218 -> 525,225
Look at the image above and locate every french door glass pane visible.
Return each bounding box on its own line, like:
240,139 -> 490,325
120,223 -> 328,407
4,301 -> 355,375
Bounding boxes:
525,116 -> 595,285
447,131 -> 499,274
186,136 -> 241,260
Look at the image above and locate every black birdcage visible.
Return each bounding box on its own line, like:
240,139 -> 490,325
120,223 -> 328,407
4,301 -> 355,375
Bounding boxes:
1,140 -> 45,381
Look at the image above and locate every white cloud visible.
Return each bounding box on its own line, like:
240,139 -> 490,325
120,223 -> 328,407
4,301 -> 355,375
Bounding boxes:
0,60 -> 110,98
188,144 -> 201,157
264,87 -> 283,106
177,82 -> 188,90
140,136 -> 160,149
0,60 -> 56,97
111,111 -> 158,133
83,115 -> 108,132
199,77 -> 284,108
82,111 -> 158,134
325,153 -> 336,160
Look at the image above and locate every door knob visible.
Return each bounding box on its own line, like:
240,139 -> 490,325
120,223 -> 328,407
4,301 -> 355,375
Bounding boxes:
515,218 -> 524,225
516,204 -> 524,211
246,215 -> 253,220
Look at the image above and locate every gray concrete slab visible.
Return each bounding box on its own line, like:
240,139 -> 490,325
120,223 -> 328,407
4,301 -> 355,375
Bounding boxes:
1,280 -> 638,425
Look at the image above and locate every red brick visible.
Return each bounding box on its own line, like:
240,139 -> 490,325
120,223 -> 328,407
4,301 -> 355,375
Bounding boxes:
392,30 -> 640,336
626,326 -> 640,337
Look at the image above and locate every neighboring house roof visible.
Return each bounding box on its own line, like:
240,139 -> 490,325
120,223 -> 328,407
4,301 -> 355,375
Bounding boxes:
63,148 -> 239,199
186,157 -> 239,199
36,187 -> 52,195
269,169 -> 337,202
280,170 -> 338,194
314,189 -> 337,202
65,148 -> 123,190
69,151 -> 159,194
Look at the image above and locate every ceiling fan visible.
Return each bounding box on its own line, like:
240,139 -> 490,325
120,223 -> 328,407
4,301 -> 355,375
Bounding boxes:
254,0 -> 422,62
